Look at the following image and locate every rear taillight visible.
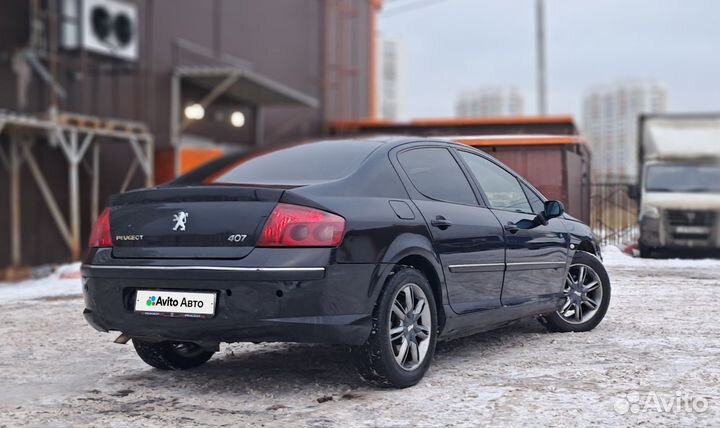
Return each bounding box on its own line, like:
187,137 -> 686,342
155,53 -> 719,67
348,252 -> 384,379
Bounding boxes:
88,208 -> 112,248
257,203 -> 345,247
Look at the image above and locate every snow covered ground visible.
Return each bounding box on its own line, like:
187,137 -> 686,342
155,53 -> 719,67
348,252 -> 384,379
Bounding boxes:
0,263 -> 82,303
0,250 -> 719,427
601,245 -> 720,269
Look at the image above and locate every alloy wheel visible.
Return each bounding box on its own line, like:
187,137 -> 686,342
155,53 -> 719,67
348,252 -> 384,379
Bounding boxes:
557,263 -> 604,324
388,283 -> 432,371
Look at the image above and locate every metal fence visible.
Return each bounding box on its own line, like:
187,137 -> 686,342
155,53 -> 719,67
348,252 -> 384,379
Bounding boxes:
590,183 -> 639,247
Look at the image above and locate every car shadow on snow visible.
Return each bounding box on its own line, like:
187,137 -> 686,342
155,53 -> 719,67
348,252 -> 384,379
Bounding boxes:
113,318 -> 549,394
116,342 -> 366,393
434,317 -> 547,356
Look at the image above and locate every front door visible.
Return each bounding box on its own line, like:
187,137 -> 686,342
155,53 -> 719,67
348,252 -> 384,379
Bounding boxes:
490,209 -> 568,305
455,149 -> 569,306
396,146 -> 505,313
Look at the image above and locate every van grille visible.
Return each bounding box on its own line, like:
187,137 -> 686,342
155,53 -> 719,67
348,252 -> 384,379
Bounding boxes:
664,210 -> 717,244
665,210 -> 715,226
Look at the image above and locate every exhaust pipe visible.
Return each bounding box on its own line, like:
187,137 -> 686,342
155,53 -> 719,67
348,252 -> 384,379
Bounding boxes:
114,333 -> 131,344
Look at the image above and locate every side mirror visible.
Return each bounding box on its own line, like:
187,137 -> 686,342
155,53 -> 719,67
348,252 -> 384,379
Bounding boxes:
515,200 -> 565,230
543,200 -> 564,220
627,184 -> 639,201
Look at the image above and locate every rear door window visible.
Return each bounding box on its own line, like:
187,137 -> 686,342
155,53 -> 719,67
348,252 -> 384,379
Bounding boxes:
398,148 -> 477,205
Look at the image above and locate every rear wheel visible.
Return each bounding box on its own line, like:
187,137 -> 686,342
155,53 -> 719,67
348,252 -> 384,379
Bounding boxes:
353,268 -> 438,388
541,251 -> 611,333
133,339 -> 215,370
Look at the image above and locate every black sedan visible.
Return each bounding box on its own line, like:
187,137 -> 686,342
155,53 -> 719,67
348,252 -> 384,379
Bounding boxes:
82,137 -> 610,388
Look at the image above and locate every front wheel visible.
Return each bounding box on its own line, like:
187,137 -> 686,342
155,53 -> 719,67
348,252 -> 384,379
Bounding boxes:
639,244 -> 654,258
133,339 -> 215,370
353,268 -> 438,388
541,251 -> 611,333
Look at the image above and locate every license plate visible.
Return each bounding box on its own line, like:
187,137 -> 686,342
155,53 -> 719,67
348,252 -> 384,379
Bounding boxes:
675,226 -> 710,235
135,290 -> 216,318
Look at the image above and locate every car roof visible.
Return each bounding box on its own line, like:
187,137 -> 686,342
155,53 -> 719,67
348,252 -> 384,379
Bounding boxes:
330,135 -> 462,147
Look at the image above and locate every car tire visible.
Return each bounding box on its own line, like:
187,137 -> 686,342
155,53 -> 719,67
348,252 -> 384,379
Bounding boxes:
541,251 -> 611,333
353,267 -> 438,388
133,339 -> 215,370
639,244 -> 653,258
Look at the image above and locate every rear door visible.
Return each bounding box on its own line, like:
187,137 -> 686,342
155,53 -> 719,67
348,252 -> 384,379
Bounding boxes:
455,149 -> 568,306
395,146 -> 505,313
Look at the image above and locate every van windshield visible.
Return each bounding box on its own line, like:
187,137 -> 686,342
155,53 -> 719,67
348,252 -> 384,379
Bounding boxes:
646,164 -> 720,193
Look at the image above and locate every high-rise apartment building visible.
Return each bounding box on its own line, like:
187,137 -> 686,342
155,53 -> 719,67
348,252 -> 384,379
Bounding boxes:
455,86 -> 524,118
377,38 -> 402,120
582,81 -> 667,183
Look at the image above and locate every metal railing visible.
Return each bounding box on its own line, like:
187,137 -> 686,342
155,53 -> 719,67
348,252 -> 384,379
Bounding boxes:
590,183 -> 639,247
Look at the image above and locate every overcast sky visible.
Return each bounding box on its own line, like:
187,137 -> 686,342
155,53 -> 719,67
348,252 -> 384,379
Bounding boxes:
378,0 -> 720,120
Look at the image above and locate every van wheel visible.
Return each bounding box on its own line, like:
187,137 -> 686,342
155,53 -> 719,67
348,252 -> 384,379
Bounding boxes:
541,251 -> 611,333
639,245 -> 653,258
133,339 -> 214,370
353,268 -> 438,388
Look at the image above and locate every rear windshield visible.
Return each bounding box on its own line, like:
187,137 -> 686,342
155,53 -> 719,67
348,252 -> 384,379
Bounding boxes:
179,140 -> 382,186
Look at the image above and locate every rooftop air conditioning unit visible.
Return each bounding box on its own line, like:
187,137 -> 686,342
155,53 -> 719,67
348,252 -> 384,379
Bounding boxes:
62,0 -> 139,61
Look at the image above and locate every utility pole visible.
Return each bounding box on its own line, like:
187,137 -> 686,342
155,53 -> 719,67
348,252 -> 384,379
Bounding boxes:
535,0 -> 547,115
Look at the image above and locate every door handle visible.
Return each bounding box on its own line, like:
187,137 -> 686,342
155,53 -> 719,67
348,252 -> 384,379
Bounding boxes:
431,216 -> 452,229
504,222 -> 520,234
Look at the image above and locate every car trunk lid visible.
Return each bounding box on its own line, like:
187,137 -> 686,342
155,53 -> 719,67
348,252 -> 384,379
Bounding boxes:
109,185 -> 288,259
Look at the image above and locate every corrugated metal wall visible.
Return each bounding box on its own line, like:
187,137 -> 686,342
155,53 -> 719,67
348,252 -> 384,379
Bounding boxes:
0,0 -> 372,143
0,0 -> 373,267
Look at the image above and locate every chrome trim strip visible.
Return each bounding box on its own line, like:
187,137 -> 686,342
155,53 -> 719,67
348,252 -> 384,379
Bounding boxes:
448,261 -> 566,271
507,261 -> 566,266
448,262 -> 567,269
448,263 -> 505,269
84,265 -> 325,273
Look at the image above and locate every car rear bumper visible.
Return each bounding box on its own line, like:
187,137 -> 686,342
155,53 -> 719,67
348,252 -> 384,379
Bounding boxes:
82,249 -> 385,346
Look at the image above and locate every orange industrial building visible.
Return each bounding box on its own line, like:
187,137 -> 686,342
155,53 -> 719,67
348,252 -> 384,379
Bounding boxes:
0,0 -> 381,273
